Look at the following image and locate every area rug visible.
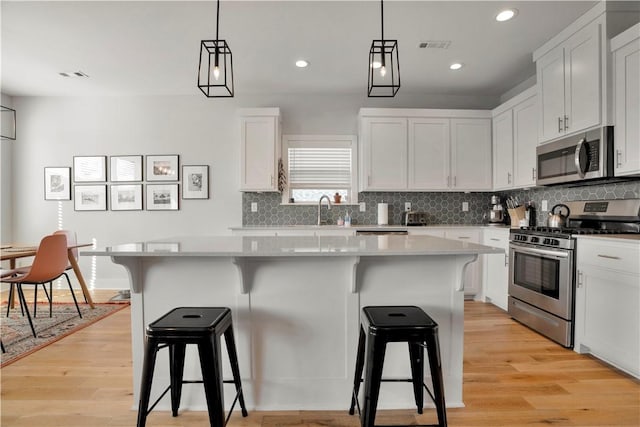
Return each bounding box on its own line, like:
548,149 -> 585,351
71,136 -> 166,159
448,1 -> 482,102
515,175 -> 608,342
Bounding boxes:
1,302 -> 129,367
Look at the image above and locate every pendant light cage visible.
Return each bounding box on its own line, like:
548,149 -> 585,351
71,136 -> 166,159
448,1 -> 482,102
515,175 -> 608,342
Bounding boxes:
368,40 -> 400,97
198,40 -> 234,97
1,105 -> 16,140
197,0 -> 234,98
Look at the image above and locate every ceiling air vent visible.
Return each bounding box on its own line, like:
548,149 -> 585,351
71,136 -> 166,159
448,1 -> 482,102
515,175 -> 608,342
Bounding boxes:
418,41 -> 451,49
59,71 -> 89,78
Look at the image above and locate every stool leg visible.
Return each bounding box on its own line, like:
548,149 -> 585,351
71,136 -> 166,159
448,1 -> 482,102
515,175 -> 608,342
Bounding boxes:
170,343 -> 186,417
198,337 -> 225,427
137,338 -> 159,427
426,330 -> 447,427
349,326 -> 366,415
224,324 -> 248,417
408,342 -> 424,414
361,333 -> 386,427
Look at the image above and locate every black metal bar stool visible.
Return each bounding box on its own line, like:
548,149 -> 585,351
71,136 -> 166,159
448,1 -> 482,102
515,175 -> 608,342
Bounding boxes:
136,307 -> 248,427
348,306 -> 447,427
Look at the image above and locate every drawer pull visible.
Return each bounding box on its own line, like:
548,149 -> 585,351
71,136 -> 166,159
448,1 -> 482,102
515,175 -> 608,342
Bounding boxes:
597,254 -> 621,260
490,238 -> 500,241
457,236 -> 470,240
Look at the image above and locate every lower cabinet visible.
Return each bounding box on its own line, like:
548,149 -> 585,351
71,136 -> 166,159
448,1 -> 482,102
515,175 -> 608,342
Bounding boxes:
408,227 -> 482,299
482,227 -> 510,311
575,237 -> 640,378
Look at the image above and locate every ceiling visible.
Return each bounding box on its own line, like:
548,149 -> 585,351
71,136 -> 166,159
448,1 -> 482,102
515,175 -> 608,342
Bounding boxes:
1,1 -> 598,99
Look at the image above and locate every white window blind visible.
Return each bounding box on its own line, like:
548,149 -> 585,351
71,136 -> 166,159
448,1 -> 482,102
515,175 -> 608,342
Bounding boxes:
288,147 -> 352,189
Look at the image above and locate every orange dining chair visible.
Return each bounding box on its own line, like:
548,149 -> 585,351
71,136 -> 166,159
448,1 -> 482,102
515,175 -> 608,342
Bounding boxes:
53,229 -> 87,303
2,234 -> 82,338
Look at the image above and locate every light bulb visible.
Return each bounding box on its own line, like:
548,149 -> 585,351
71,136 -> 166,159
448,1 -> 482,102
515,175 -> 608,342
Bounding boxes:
213,66 -> 220,81
380,65 -> 387,77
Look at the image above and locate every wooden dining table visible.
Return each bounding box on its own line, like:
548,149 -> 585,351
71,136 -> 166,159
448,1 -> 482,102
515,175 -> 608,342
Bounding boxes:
1,243 -> 95,309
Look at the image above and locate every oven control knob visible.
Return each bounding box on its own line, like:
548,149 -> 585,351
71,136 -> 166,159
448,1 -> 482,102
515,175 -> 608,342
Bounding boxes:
543,238 -> 549,245
552,239 -> 560,246
530,237 -> 539,243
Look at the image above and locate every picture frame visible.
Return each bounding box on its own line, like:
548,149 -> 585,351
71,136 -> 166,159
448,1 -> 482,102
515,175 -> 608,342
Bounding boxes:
110,184 -> 143,211
146,184 -> 179,210
44,167 -> 71,200
110,155 -> 143,182
182,165 -> 209,199
146,155 -> 179,181
74,185 -> 107,211
73,156 -> 107,182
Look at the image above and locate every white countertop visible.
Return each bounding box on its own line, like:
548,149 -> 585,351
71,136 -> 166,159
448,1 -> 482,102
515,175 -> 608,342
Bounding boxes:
575,234 -> 640,243
85,235 -> 504,258
230,224 -> 505,231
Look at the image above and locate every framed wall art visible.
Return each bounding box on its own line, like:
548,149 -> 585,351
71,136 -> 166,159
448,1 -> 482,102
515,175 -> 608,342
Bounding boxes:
146,184 -> 179,211
110,155 -> 143,182
146,155 -> 179,181
44,167 -> 71,200
182,165 -> 209,199
74,185 -> 107,211
73,156 -> 107,182
110,184 -> 143,211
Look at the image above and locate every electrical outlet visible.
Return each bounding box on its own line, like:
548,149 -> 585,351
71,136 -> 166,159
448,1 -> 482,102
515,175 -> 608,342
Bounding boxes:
404,202 -> 412,212
462,202 -> 469,212
251,202 -> 258,213
359,202 -> 366,212
541,200 -> 548,212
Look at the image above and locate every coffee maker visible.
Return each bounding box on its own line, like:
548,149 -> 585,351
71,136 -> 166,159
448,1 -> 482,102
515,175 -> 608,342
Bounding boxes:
484,195 -> 505,225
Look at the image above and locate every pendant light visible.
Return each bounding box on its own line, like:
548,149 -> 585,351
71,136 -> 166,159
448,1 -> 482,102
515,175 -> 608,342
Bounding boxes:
1,106 -> 16,140
198,0 -> 234,97
368,0 -> 400,97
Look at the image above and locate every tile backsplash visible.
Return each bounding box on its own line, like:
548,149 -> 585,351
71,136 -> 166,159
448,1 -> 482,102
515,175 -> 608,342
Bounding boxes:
242,180 -> 640,227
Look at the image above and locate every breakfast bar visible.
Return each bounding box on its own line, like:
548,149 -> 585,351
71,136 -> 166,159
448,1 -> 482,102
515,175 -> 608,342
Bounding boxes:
87,234 -> 502,412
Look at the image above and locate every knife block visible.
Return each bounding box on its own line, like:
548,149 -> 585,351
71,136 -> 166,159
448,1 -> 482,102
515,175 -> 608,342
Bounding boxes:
508,206 -> 526,229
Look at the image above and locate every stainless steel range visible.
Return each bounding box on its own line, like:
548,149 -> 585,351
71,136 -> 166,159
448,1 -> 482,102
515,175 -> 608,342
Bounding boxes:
508,199 -> 640,348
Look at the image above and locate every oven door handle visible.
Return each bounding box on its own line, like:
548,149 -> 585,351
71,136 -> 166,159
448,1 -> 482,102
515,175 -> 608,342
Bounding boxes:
510,243 -> 570,258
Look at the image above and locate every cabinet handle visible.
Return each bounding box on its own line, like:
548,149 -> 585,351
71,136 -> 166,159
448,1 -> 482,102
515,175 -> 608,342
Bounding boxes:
368,175 -> 371,186
558,117 -> 563,132
504,254 -> 508,267
457,236 -> 470,240
453,176 -> 457,187
532,168 -> 537,180
597,254 -> 621,260
564,115 -> 569,130
616,150 -> 623,168
271,175 -> 274,186
447,176 -> 451,187
490,238 -> 500,241
577,270 -> 583,287
507,172 -> 512,184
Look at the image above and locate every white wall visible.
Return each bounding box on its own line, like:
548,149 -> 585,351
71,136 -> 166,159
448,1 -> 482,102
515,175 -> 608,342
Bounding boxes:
10,91 -> 497,289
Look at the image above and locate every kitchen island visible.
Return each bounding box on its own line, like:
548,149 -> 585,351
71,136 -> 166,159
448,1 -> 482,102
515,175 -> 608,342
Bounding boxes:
87,234 -> 502,412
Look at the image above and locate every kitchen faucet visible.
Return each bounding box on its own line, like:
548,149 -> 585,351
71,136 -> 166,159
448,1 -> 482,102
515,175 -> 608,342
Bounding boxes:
317,195 -> 332,226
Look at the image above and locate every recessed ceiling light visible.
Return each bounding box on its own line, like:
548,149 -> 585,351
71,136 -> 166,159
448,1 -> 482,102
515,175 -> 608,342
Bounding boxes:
449,63 -> 463,70
496,9 -> 517,22
295,59 -> 309,68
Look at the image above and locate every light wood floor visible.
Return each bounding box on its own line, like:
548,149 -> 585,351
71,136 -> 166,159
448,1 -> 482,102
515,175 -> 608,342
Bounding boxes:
1,290 -> 639,426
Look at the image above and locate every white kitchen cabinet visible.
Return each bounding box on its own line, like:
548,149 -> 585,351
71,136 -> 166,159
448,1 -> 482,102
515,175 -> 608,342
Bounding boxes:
612,23 -> 640,177
408,118 -> 450,190
575,237 -> 640,379
360,117 -> 407,191
451,119 -> 492,191
482,227 -> 510,311
492,87 -> 538,190
239,108 -> 281,192
359,109 -> 491,192
492,109 -> 514,190
535,19 -> 602,143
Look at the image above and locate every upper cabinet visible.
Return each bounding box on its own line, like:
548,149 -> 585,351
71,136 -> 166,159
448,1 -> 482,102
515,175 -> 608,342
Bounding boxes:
535,19 -> 602,142
534,2 -> 640,144
492,87 -> 537,190
359,109 -> 491,192
239,108 -> 281,192
612,23 -> 640,176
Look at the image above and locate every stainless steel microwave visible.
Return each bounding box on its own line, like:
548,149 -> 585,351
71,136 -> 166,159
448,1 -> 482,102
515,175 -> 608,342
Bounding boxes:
536,126 -> 614,186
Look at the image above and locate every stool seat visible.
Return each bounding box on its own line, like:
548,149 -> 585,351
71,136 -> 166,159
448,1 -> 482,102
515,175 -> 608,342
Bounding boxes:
349,305 -> 447,427
148,307 -> 231,337
137,307 -> 248,427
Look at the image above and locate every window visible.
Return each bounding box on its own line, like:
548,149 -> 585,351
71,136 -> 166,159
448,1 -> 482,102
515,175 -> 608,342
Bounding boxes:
282,135 -> 357,204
